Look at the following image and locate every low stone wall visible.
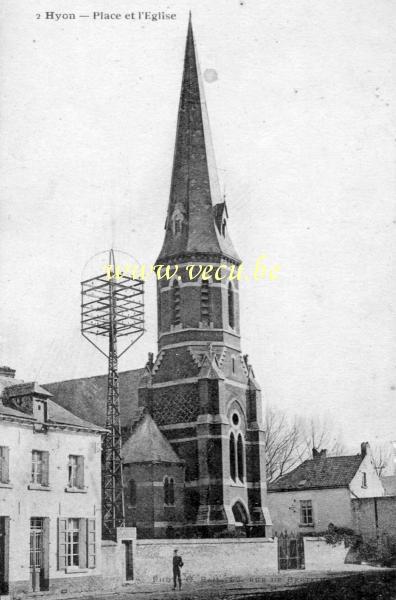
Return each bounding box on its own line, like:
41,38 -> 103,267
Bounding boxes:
134,537 -> 277,584
304,537 -> 349,570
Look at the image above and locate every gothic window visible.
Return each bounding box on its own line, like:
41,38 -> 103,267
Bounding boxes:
228,282 -> 235,328
232,357 -> 236,373
169,478 -> 175,505
230,411 -> 245,484
171,280 -> 181,326
164,477 -> 169,505
164,476 -> 175,506
201,279 -> 210,324
229,433 -> 236,481
129,479 -> 137,506
237,434 -> 244,482
221,219 -> 226,236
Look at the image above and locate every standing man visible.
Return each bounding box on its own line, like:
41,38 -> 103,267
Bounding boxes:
172,548 -> 183,590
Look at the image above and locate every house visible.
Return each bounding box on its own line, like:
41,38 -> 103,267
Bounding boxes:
267,443 -> 384,534
0,367 -> 106,597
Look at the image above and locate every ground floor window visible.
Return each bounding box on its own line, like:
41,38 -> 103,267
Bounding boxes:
66,519 -> 79,567
300,500 -> 313,525
58,518 -> 96,570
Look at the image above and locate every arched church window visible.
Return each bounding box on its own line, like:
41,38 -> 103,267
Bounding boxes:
201,279 -> 210,324
237,434 -> 244,482
228,282 -> 235,329
169,478 -> 175,505
171,280 -> 181,326
129,479 -> 137,506
230,433 -> 236,481
164,477 -> 169,505
164,476 -> 175,506
232,357 -> 236,373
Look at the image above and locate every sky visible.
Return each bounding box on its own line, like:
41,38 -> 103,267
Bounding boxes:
0,0 -> 395,452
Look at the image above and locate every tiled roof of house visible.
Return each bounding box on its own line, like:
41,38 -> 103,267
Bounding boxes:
43,368 -> 145,429
122,412 -> 183,465
268,454 -> 363,492
381,475 -> 396,496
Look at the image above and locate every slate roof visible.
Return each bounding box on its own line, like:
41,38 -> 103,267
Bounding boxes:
4,382 -> 53,398
122,413 -> 183,465
0,373 -> 106,432
381,475 -> 396,496
0,391 -> 105,432
43,368 -> 145,429
268,455 -> 363,492
157,17 -> 239,264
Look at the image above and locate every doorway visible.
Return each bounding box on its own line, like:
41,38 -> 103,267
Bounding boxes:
0,517 -> 10,595
123,540 -> 133,581
30,518 -> 49,591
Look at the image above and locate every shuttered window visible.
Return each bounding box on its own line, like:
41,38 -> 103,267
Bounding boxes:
57,518 -> 95,570
31,450 -> 49,486
68,455 -> 85,489
0,446 -> 10,483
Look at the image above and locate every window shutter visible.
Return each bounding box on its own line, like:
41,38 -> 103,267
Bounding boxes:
58,518 -> 67,570
42,518 -> 50,585
3,517 -> 10,586
87,519 -> 96,568
78,518 -> 87,569
41,451 -> 49,486
76,456 -> 84,489
2,447 -> 10,483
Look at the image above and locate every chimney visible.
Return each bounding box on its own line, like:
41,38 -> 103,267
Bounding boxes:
361,442 -> 369,458
0,366 -> 16,379
312,448 -> 327,459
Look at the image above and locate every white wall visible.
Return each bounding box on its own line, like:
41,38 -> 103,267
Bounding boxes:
135,537 -> 277,584
304,537 -> 349,570
0,419 -> 102,587
268,487 -> 353,533
349,452 -> 384,498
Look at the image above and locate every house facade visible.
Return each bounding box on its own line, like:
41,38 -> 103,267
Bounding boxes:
0,371 -> 105,596
267,444 -> 384,535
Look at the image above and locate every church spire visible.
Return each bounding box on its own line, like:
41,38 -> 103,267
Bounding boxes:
157,17 -> 239,264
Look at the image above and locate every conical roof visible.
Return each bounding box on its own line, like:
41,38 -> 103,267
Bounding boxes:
157,17 -> 239,263
122,412 -> 183,464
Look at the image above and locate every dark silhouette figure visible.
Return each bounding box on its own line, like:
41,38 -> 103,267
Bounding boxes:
172,549 -> 183,590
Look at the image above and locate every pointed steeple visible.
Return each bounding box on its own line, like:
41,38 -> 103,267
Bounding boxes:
157,17 -> 239,264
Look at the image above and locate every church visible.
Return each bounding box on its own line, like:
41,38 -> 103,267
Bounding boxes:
45,17 -> 272,539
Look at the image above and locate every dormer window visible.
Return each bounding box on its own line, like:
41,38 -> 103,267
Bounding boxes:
174,217 -> 182,235
171,203 -> 185,236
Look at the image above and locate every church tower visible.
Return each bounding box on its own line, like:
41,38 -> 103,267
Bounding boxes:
139,17 -> 271,536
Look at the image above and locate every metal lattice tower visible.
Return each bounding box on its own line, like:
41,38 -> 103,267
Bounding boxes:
81,249 -> 144,540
